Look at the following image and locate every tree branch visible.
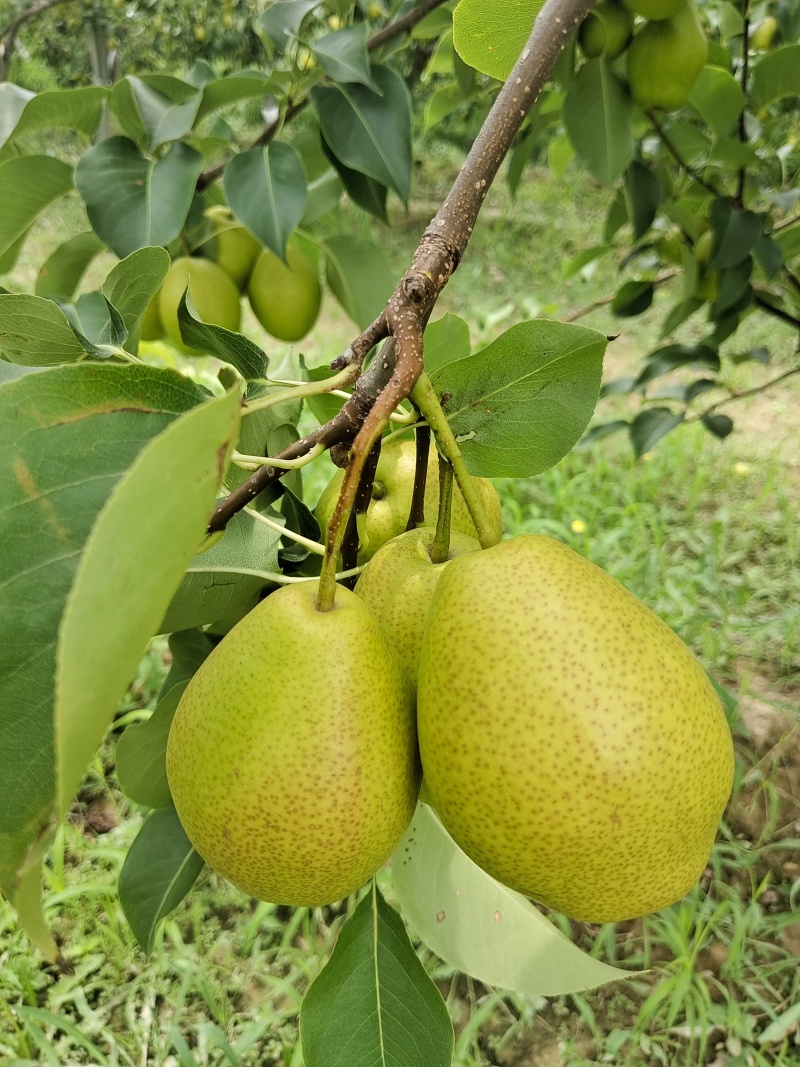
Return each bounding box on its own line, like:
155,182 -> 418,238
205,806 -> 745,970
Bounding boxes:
198,0 -> 450,191
648,110 -> 720,197
735,0 -> 751,208
690,364 -> 800,421
753,290 -> 800,331
0,0 -> 74,81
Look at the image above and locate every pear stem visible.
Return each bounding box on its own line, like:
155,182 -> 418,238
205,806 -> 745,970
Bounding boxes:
410,373 -> 501,550
243,366 -> 359,416
430,452 -> 454,565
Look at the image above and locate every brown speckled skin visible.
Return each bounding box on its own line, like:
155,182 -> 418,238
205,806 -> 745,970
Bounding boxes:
166,582 -> 419,906
417,535 -> 735,923
315,439 -> 502,563
355,528 -> 480,684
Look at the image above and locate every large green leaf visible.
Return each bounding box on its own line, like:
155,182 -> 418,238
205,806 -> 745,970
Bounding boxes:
0,365 -> 206,890
393,805 -> 631,995
35,233 -> 105,302
0,294 -> 89,365
432,320 -> 606,478
196,72 -> 280,122
301,881 -> 453,1067
324,235 -> 395,329
223,142 -> 307,260
109,75 -> 202,152
453,0 -> 542,80
0,156 -> 74,259
55,389 -> 241,814
0,85 -> 106,160
688,66 -> 744,137
312,24 -> 377,91
160,508 -> 282,633
119,806 -> 204,953
116,683 -> 187,809
75,137 -> 204,257
310,65 -> 412,204
102,246 -> 171,339
563,59 -> 634,187
751,45 -> 800,109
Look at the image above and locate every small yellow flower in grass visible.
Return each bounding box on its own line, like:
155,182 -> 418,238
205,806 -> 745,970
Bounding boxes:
570,519 -> 587,534
733,461 -> 750,477
641,452 -> 653,462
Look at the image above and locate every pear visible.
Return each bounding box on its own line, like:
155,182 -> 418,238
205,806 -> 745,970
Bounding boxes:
355,527 -> 480,684
159,257 -> 241,352
578,0 -> 634,59
626,5 -> 708,111
166,582 -> 419,906
315,438 -> 503,564
417,534 -> 734,922
248,240 -> 322,342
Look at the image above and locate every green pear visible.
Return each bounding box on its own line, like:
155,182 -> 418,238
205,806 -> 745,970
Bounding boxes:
248,240 -> 322,342
211,226 -> 262,291
355,527 -> 480,684
166,582 -> 419,906
626,5 -> 708,111
140,295 -> 163,341
578,0 -> 634,59
315,438 -> 503,564
622,0 -> 686,20
159,257 -> 242,353
417,534 -> 734,923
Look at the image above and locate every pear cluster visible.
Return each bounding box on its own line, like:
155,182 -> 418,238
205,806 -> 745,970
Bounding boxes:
577,0 -> 708,112
142,219 -> 321,353
166,440 -> 734,922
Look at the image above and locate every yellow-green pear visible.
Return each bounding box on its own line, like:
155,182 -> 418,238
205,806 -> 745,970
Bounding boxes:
355,527 -> 480,684
627,6 -> 708,111
159,257 -> 241,353
315,438 -> 503,564
751,16 -> 777,49
622,0 -> 685,20
211,226 -> 262,291
418,535 -> 734,923
140,295 -> 163,341
248,240 -> 322,342
578,0 -> 634,59
166,582 -> 419,906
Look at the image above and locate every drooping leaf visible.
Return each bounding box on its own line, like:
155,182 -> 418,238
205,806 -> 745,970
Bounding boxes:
56,388 -> 240,814
224,142 -> 307,260
116,683 -> 188,809
310,65 -> 412,204
629,407 -> 684,456
432,321 -> 606,478
301,881 -> 453,1067
312,25 -> 377,91
176,288 -> 267,381
708,199 -> 763,269
119,806 -> 204,952
453,0 -> 543,81
0,156 -> 74,259
612,280 -> 654,317
0,365 -> 206,887
563,60 -> 634,187
393,805 -> 631,995
625,161 -> 662,242
159,508 -> 282,633
75,137 -> 204,257
751,45 -> 800,109
35,233 -> 105,302
324,235 -> 395,329
423,313 -> 471,375
688,66 -> 744,137
321,137 -> 388,222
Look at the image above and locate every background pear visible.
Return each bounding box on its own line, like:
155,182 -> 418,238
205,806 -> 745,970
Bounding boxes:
315,438 -> 503,563
355,527 -> 480,684
417,534 -> 735,923
210,225 -> 262,291
248,240 -> 322,342
622,0 -> 686,20
578,0 -> 634,59
626,5 -> 708,111
159,256 -> 242,352
166,582 -> 419,906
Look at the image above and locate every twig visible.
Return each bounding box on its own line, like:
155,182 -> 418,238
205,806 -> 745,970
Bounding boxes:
406,424 -> 431,530
648,110 -> 720,197
753,291 -> 800,331
562,269 -> 680,323
735,0 -> 751,208
689,365 -> 800,421
429,453 -> 454,565
197,0 -> 450,190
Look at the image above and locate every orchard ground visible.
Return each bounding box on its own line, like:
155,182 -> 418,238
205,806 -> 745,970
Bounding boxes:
1,151 -> 798,1067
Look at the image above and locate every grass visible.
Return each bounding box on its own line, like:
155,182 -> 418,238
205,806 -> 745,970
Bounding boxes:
2,143 -> 800,1066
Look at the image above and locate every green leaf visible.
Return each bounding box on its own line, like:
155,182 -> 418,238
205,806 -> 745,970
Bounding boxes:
102,246 -> 171,339
701,413 -> 733,438
453,0 -> 543,81
393,805 -> 631,995
56,388 -> 240,814
12,858 -> 58,960
0,365 -> 206,884
320,137 -> 387,222
563,245 -> 613,280
423,84 -> 465,136
75,137 -> 204,258
312,25 -> 377,91
160,508 -> 282,633
0,294 -> 87,365
310,65 -> 412,204
109,76 -> 202,152
119,806 -> 204,953
423,313 -> 471,375
688,66 -> 744,137
71,291 -> 128,349
324,235 -> 395,329
629,407 -> 684,456
751,45 -> 800,109
176,288 -> 267,381
612,280 -> 654,317
564,60 -> 634,186
625,161 -> 662,242
161,630 -> 215,695
301,881 -> 453,1067
196,72 -> 278,123
708,199 -> 763,269
116,683 -> 187,809
432,321 -> 605,478
0,85 -> 106,161
0,156 -> 74,259
35,233 -> 105,302
260,0 -> 319,50
636,344 -> 720,386
224,143 -> 307,260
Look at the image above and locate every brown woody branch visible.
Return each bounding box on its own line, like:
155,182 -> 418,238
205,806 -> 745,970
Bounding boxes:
198,0 -> 450,191
689,364 -> 800,422
209,0 -> 596,539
